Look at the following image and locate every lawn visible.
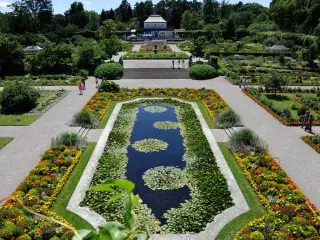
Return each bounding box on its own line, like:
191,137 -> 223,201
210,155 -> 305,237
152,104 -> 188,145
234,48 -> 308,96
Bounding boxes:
37,91 -> 54,103
262,93 -> 319,119
0,114 -> 40,126
216,143 -> 265,240
51,142 -> 97,230
0,137 -> 13,150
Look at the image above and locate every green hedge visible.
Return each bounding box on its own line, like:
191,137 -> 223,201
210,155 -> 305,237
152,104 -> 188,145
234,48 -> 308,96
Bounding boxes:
189,64 -> 218,80
124,52 -> 188,59
209,51 -> 294,57
94,63 -> 124,80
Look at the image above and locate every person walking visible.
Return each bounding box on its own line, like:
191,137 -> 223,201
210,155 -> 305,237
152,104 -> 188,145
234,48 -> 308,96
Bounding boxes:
301,110 -> 310,128
178,59 -> 181,69
305,114 -> 314,133
243,78 -> 247,89
95,78 -> 99,88
81,78 -> 86,90
78,81 -> 83,95
238,77 -> 243,89
182,59 -> 185,68
172,59 -> 175,69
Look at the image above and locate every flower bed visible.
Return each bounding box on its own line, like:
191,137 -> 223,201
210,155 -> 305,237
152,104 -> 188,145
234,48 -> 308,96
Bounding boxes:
301,135 -> 320,153
123,52 -> 188,59
244,88 -> 320,126
0,145 -> 82,239
82,88 -> 229,122
296,96 -> 320,115
81,99 -> 233,233
235,152 -> 320,239
140,44 -> 172,52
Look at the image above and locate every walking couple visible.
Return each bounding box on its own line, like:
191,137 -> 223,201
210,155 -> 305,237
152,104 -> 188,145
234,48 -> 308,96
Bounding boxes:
172,59 -> 184,69
301,110 -> 314,133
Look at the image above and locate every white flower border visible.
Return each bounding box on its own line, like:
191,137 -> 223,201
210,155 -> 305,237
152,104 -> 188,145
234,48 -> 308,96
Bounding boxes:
67,98 -> 250,239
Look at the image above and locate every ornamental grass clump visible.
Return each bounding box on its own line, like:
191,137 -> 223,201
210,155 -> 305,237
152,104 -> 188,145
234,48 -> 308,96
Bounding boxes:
71,110 -> 98,128
51,132 -> 86,149
98,81 -> 120,93
229,128 -> 267,153
214,109 -> 242,129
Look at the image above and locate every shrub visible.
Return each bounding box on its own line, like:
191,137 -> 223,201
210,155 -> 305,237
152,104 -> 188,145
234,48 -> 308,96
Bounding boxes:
215,109 -> 242,129
291,103 -> 299,110
94,63 -> 124,80
316,90 -> 320,97
189,64 -> 218,80
71,110 -> 98,128
51,132 -> 86,148
297,106 -> 308,116
78,69 -> 89,79
0,81 -> 40,114
98,81 -> 121,92
229,128 -> 267,153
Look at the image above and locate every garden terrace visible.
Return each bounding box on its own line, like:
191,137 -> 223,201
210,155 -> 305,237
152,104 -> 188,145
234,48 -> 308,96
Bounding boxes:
0,90 -> 68,126
68,98 -> 248,237
244,88 -> 320,126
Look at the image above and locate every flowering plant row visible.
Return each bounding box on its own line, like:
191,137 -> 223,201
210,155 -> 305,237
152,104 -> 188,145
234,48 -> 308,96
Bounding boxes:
235,152 -> 320,239
301,135 -> 320,154
140,44 -> 172,52
244,88 -> 320,126
82,88 -> 229,121
0,145 -> 82,239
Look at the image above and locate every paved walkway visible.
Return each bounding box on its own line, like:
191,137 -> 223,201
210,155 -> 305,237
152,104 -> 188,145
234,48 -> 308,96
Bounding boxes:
113,78 -> 320,209
0,78 -> 97,199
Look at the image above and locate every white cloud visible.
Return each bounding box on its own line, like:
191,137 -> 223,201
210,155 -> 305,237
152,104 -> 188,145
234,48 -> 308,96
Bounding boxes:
0,1 -> 10,7
83,0 -> 91,4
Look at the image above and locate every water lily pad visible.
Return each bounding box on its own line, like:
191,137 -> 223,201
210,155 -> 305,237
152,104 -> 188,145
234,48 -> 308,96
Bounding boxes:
143,166 -> 188,190
143,106 -> 167,113
153,121 -> 179,130
132,138 -> 168,153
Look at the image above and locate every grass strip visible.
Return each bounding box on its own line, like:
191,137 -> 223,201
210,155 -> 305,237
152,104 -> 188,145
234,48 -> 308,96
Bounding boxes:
0,137 -> 13,150
216,143 -> 265,240
0,114 -> 40,126
51,142 -> 97,230
98,101 -> 118,129
197,101 -> 215,129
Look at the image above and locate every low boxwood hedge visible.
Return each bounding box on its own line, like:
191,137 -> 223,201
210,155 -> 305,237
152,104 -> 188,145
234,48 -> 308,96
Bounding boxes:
189,64 -> 218,80
94,63 -> 124,80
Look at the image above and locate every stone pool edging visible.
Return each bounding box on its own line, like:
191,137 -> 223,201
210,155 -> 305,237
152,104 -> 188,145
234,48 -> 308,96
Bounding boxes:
67,98 -> 250,239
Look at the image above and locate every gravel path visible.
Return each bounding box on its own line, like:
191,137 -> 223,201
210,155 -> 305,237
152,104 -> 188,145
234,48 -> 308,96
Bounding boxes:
0,78 -> 97,199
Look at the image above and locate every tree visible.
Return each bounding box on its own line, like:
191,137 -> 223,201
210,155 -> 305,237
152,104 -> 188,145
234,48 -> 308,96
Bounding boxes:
181,10 -> 200,30
264,73 -> 287,95
0,35 -> 24,76
85,10 -> 100,31
99,19 -> 117,39
203,0 -> 214,24
74,40 -> 97,73
0,13 -> 9,32
190,36 -> 207,60
127,4 -> 133,20
223,19 -> 236,39
65,1 -> 88,28
100,9 -> 108,24
101,36 -> 122,59
109,8 -> 115,20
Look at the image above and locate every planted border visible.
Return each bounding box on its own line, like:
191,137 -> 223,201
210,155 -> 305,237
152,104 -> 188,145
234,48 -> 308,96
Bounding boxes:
234,152 -> 320,239
301,135 -> 320,154
0,146 -> 82,239
81,99 -> 233,234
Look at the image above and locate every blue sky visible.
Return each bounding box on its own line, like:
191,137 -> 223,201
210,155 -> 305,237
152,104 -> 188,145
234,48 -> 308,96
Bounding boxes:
0,0 -> 270,14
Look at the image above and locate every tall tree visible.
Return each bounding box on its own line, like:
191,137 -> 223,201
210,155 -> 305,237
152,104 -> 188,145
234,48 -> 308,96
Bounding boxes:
86,10 -> 100,31
127,4 -> 133,20
203,0 -> 217,24
100,9 -> 107,24
99,19 -> 117,39
109,8 -> 115,20
65,1 -> 88,28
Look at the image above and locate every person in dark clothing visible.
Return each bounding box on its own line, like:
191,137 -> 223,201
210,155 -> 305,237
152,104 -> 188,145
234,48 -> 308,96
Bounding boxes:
305,114 -> 314,133
301,110 -> 310,128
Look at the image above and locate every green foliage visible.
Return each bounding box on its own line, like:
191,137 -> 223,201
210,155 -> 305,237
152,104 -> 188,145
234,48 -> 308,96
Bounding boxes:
98,81 -> 121,92
0,81 -> 40,114
78,69 -> 89,79
215,109 -> 242,129
143,106 -> 167,113
124,52 -> 188,59
143,166 -> 188,190
74,41 -> 102,73
100,36 -> 122,59
264,73 -> 287,94
190,36 -> 207,58
189,64 -> 218,80
297,105 -> 308,116
99,20 -> 117,38
229,128 -> 267,153
153,121 -> 179,130
71,110 -> 98,128
0,35 -> 24,76
94,63 -> 124,80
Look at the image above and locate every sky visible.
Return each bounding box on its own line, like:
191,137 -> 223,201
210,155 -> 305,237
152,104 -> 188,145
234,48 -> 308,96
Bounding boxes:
0,0 -> 271,14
